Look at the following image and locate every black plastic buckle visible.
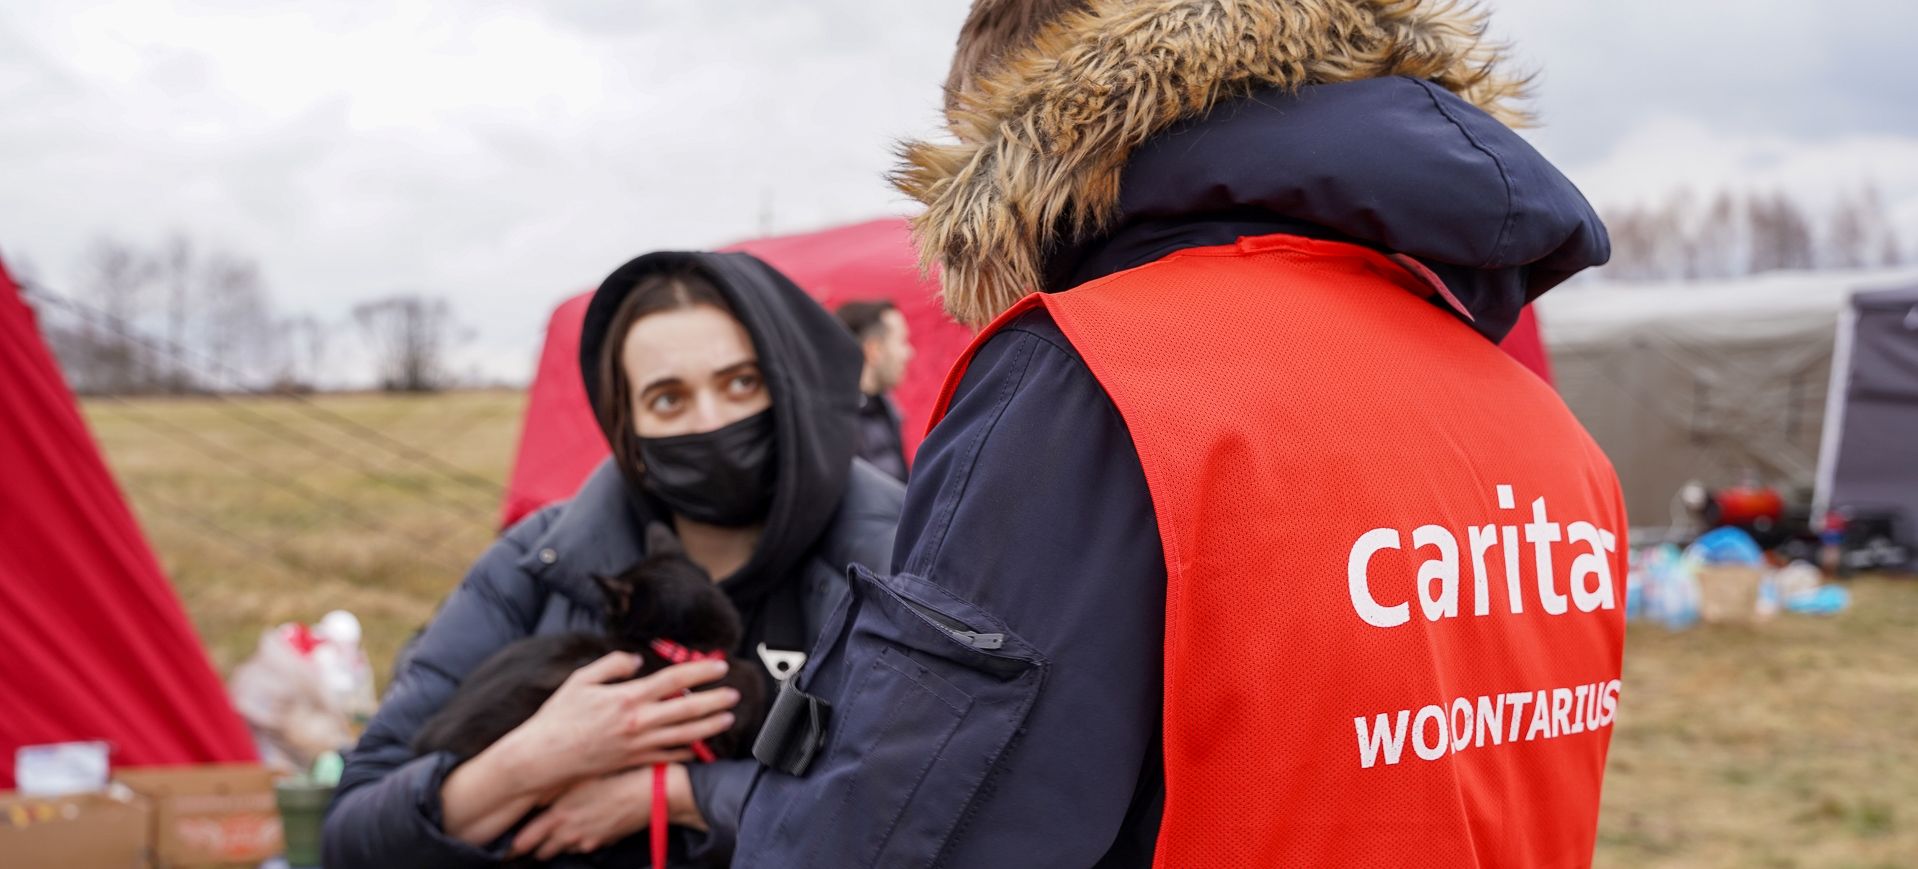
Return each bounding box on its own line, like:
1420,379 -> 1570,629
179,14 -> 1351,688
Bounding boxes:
752,678 -> 831,776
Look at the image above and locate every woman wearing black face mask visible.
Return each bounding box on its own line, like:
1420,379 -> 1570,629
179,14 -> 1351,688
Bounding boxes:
325,253 -> 904,868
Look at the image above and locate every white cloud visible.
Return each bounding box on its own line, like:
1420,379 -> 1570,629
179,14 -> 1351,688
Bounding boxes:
3,0 -> 1915,385
0,0 -> 971,386
1486,0 -> 1918,165
1556,117 -> 1918,242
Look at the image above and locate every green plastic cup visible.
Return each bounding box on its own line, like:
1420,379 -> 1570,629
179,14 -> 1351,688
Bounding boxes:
275,777 -> 335,868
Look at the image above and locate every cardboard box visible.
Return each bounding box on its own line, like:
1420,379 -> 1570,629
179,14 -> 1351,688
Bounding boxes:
114,765 -> 282,868
1695,564 -> 1766,624
0,788 -> 151,869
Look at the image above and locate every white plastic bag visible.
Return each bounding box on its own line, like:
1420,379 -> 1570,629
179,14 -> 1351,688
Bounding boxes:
310,610 -> 377,723
226,623 -> 355,774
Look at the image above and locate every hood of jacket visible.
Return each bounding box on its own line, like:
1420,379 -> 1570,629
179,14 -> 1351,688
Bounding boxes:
893,0 -> 1609,334
576,251 -> 864,610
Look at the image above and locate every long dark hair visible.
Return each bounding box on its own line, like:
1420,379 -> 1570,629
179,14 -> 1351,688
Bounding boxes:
596,268 -> 740,484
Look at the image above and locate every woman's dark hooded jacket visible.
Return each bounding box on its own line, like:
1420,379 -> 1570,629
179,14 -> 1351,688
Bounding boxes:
323,251 -> 904,868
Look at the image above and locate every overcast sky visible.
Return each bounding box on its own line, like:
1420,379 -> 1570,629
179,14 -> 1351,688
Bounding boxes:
4,0 -> 1915,385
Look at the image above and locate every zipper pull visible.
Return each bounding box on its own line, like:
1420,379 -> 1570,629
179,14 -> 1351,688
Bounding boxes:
951,630 -> 1005,650
900,594 -> 1007,650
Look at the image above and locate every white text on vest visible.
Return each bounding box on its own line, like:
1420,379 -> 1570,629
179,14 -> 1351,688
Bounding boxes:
1347,485 -> 1618,628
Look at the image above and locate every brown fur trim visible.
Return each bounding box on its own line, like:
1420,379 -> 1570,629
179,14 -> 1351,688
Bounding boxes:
893,0 -> 1531,326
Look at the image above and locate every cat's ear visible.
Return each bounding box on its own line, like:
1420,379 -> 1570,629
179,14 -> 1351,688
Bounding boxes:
644,521 -> 684,558
594,572 -> 634,623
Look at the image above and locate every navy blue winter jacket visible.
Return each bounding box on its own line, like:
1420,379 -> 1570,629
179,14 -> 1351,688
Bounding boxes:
733,76 -> 1606,866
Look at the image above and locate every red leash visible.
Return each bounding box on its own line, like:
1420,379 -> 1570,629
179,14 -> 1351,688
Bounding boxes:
648,638 -> 726,867
650,764 -> 670,867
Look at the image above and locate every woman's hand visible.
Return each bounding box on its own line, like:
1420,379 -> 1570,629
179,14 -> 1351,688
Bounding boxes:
492,652 -> 740,793
509,765 -> 656,860
438,653 -> 738,846
510,762 -> 710,859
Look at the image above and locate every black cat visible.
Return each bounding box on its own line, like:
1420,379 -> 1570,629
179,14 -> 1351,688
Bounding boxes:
414,523 -> 766,765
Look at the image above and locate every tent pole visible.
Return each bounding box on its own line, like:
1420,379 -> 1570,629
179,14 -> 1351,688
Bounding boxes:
1811,302 -> 1858,520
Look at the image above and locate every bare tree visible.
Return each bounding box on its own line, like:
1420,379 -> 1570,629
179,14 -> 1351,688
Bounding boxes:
1601,184 -> 1908,282
1694,192 -> 1742,279
1828,189 -> 1869,269
29,234 -> 296,394
353,294 -> 459,392
1858,183 -> 1903,268
158,233 -> 198,392
275,314 -> 330,391
79,235 -> 157,393
1655,189 -> 1702,280
1747,192 -> 1815,274
1779,196 -> 1817,270
1600,203 -> 1661,281
1602,191 -> 1710,281
199,253 -> 276,389
1746,194 -> 1781,273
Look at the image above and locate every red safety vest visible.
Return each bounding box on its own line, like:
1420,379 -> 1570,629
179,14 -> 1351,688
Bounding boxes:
931,234 -> 1628,867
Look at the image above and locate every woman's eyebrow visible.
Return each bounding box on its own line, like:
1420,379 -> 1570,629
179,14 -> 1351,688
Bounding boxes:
639,374 -> 685,395
711,359 -> 760,379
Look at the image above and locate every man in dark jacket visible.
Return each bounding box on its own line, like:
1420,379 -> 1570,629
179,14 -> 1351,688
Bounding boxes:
834,300 -> 913,482
735,1 -> 1617,866
323,252 -> 903,867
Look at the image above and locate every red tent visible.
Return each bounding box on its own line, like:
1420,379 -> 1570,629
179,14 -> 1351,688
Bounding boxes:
500,218 -> 1554,527
0,255 -> 256,788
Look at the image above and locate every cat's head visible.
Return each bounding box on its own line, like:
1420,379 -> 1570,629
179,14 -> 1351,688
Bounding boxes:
594,522 -> 743,652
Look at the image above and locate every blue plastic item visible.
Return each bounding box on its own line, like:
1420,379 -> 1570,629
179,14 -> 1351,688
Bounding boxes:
1686,526 -> 1765,565
1784,585 -> 1851,615
1640,543 -> 1700,629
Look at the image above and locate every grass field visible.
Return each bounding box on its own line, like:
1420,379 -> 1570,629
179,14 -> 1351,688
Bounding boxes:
82,390 -> 527,679
83,391 -> 1918,866
1598,579 -> 1917,867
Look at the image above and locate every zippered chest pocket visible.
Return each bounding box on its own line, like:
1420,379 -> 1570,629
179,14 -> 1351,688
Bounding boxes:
739,563 -> 1047,868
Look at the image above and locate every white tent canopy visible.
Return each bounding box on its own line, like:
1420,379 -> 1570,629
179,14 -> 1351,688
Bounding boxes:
1536,266 -> 1918,529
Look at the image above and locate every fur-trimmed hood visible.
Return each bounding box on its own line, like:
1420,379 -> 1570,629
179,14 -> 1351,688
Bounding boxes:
895,0 -> 1608,328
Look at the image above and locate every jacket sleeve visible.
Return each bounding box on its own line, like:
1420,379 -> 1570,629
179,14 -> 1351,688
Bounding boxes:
680,759 -> 755,860
322,510 -> 556,869
686,462 -> 905,863
734,310 -> 1166,867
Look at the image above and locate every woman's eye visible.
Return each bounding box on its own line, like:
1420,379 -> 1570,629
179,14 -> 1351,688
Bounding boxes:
648,393 -> 682,414
730,374 -> 762,394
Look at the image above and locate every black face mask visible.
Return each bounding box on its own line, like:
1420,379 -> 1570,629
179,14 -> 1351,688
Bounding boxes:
634,409 -> 778,527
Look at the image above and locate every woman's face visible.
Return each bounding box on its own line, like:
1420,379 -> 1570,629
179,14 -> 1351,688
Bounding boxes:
621,305 -> 770,438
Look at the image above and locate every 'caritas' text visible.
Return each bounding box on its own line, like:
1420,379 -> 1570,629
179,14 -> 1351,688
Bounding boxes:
1347,485 -> 1619,628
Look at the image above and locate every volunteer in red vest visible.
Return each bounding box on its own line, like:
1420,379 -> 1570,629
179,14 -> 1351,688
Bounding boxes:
737,1 -> 1624,866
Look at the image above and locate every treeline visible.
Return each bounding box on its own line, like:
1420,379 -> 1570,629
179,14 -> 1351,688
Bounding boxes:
31,232 -> 468,395
1601,183 -> 1905,281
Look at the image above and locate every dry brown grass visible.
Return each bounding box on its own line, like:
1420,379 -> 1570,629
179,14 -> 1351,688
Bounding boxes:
1597,576 -> 1918,867
81,391 -> 1918,864
81,390 -> 526,681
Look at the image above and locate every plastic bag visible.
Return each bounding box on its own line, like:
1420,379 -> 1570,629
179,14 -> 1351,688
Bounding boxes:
1638,544 -> 1700,629
1784,584 -> 1851,615
1684,526 -> 1765,566
310,611 -> 377,724
226,622 -> 356,774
